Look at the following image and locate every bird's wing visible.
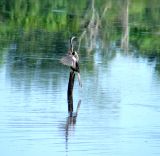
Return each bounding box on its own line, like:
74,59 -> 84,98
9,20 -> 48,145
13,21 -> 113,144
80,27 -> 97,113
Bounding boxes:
60,54 -> 76,68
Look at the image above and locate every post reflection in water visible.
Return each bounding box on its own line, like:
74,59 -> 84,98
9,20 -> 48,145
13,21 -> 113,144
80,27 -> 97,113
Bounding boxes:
65,100 -> 81,154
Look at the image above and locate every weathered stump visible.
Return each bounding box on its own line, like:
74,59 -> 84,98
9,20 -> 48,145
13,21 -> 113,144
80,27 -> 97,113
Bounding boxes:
67,71 -> 75,114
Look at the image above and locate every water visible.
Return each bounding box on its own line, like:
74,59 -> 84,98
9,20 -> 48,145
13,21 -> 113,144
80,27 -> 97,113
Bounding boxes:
0,43 -> 160,156
1,0 -> 160,156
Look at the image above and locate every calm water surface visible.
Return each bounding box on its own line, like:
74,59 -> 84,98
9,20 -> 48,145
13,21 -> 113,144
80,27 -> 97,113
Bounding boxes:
0,40 -> 160,156
1,0 -> 160,155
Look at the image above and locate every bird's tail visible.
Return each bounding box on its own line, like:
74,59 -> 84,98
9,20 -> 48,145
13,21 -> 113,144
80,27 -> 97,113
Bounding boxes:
77,73 -> 82,87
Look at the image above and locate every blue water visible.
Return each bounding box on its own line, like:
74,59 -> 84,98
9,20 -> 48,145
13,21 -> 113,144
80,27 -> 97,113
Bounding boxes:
0,45 -> 160,156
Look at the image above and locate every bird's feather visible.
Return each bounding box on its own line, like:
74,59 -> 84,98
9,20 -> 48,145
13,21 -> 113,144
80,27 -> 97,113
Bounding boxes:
77,73 -> 82,87
60,54 -> 76,68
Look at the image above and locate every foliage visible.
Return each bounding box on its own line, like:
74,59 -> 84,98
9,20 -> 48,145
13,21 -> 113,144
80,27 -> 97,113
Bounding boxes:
0,0 -> 160,58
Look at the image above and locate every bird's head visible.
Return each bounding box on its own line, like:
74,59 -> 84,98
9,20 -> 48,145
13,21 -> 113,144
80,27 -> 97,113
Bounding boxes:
70,36 -> 76,44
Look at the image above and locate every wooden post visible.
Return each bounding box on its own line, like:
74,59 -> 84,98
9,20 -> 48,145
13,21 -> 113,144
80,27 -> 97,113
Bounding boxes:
67,71 -> 75,114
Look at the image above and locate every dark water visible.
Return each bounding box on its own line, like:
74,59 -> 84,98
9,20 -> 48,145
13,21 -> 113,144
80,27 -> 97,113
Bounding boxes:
1,0 -> 160,156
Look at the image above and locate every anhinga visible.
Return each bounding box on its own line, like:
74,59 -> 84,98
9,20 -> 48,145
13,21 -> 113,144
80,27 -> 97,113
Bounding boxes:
60,36 -> 82,87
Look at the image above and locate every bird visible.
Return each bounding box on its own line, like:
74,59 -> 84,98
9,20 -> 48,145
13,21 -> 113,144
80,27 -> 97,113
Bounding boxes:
60,36 -> 82,87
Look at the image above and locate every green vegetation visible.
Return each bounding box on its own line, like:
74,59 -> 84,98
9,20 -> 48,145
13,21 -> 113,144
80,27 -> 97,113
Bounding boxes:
0,0 -> 160,58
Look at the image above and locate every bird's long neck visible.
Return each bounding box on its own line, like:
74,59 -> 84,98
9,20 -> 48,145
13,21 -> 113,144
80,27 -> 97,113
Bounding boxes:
70,43 -> 73,53
70,37 -> 75,52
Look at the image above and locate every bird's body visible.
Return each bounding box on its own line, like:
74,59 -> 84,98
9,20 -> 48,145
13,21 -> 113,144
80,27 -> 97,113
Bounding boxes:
60,37 -> 82,87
